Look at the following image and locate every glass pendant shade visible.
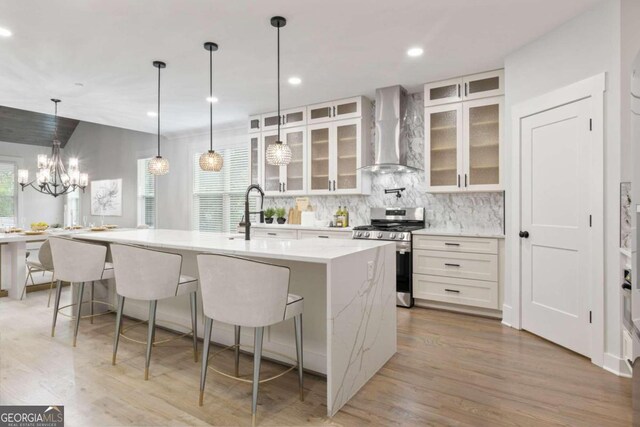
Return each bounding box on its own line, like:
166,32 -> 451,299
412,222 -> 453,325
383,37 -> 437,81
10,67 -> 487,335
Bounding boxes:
148,156 -> 169,175
265,140 -> 292,166
199,150 -> 223,171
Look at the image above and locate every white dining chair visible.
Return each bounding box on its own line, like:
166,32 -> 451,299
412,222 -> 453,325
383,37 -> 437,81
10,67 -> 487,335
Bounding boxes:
20,240 -> 56,306
110,243 -> 198,380
49,237 -> 115,346
197,254 -> 304,426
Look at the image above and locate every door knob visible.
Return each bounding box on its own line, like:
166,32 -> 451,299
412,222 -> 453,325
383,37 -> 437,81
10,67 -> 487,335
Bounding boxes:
519,231 -> 529,238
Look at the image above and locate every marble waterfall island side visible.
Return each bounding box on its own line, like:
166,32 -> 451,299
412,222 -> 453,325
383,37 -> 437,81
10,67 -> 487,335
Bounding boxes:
76,229 -> 397,416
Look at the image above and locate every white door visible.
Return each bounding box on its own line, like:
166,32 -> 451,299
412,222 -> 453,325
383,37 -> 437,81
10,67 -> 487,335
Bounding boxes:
521,97 -> 592,357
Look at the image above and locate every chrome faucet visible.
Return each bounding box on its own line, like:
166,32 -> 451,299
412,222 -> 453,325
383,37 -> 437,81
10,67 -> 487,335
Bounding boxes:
244,184 -> 265,240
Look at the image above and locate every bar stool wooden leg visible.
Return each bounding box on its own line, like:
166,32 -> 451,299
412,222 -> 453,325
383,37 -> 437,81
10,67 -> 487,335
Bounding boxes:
73,282 -> 86,347
51,280 -> 63,337
252,327 -> 264,427
144,300 -> 158,380
112,295 -> 125,365
294,313 -> 304,401
190,291 -> 198,362
89,281 -> 95,324
234,325 -> 241,377
199,317 -> 213,406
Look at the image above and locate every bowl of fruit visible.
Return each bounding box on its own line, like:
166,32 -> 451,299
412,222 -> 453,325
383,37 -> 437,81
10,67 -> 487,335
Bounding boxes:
30,222 -> 49,232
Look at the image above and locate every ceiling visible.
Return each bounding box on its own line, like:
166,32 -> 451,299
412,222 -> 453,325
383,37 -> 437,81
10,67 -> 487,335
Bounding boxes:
0,105 -> 79,147
0,0 -> 601,136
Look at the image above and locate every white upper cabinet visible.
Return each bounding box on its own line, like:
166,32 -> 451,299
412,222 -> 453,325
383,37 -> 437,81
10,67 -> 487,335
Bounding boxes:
425,96 -> 503,192
463,70 -> 504,101
307,118 -> 370,195
250,96 -> 370,196
261,107 -> 307,132
260,127 -> 307,196
424,78 -> 463,107
249,115 -> 261,133
424,70 -> 504,107
307,96 -> 364,124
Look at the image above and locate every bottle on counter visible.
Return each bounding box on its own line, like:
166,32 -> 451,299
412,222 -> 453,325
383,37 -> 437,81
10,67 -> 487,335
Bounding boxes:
335,206 -> 343,228
343,206 -> 349,227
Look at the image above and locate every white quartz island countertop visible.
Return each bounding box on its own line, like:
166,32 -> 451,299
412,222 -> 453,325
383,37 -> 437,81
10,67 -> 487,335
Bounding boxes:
76,229 -> 382,263
74,228 -> 397,417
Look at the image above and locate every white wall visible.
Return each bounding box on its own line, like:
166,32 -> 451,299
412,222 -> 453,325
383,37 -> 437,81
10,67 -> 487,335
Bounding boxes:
65,122 -> 158,227
504,0 -> 626,368
0,140 -> 65,226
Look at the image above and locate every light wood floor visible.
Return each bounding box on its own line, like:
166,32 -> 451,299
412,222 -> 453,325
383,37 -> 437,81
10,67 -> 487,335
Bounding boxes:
0,289 -> 632,426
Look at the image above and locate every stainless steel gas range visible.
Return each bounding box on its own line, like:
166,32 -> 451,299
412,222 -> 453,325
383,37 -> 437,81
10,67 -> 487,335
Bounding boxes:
352,207 -> 425,308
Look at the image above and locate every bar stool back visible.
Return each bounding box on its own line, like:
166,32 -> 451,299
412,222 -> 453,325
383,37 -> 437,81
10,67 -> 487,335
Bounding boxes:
20,240 -> 56,306
197,254 -> 304,426
49,237 -> 112,346
110,243 -> 199,380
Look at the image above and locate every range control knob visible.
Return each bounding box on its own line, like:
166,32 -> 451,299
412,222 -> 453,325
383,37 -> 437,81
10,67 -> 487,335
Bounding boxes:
377,232 -> 384,239
389,233 -> 396,239
398,233 -> 405,240
355,232 -> 362,238
364,232 -> 371,238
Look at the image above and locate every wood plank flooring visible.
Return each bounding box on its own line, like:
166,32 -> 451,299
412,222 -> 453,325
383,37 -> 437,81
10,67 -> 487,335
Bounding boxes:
0,289 -> 632,426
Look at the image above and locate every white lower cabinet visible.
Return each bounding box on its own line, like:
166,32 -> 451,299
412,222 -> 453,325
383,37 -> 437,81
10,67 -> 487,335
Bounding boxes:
413,234 -> 502,312
251,227 -> 351,240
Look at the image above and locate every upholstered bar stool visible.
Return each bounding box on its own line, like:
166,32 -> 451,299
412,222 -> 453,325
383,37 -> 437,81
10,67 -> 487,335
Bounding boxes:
197,254 -> 304,426
20,240 -> 56,306
49,237 -> 115,346
110,243 -> 198,380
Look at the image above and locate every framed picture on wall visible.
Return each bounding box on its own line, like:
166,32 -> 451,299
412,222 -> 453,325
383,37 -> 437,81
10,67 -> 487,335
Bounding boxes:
91,179 -> 123,216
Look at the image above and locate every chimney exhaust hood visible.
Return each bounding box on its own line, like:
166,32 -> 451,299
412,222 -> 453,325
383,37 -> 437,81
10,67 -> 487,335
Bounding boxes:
360,85 -> 422,174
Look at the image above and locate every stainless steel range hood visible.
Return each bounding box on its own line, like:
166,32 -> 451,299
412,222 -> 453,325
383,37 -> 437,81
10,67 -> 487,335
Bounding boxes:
360,85 -> 422,174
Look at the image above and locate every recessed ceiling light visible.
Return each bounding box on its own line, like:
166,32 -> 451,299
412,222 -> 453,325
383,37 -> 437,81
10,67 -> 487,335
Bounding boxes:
0,27 -> 12,37
407,47 -> 423,57
206,96 -> 219,103
147,111 -> 157,117
288,76 -> 302,85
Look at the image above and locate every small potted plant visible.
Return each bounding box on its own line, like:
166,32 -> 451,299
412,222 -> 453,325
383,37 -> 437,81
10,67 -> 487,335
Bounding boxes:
276,207 -> 287,224
264,207 -> 276,224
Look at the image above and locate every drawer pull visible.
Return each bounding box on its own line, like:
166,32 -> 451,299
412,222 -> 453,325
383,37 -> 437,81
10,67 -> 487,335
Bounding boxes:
267,232 -> 277,236
444,243 -> 460,246
444,263 -> 461,267
444,289 -> 460,293
318,235 -> 329,239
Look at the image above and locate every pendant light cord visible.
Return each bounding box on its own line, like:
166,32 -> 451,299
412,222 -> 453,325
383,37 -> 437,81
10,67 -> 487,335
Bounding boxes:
157,65 -> 161,157
210,48 -> 213,151
277,23 -> 281,143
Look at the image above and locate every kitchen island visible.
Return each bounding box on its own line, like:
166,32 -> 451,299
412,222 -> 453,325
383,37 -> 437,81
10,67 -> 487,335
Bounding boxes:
76,229 -> 397,416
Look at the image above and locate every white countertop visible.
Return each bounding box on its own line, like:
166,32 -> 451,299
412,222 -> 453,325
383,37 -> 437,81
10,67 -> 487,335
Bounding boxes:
251,223 -> 352,232
0,229 -> 85,243
413,229 -> 505,239
76,229 -> 392,264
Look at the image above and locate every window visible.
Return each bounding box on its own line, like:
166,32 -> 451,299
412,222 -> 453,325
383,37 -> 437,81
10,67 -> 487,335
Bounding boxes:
193,147 -> 253,233
66,189 -> 80,226
137,158 -> 156,227
0,161 -> 17,227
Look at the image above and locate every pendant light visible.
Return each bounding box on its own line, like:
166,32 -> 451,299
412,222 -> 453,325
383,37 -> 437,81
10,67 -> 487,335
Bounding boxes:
265,16 -> 292,166
199,42 -> 224,172
148,60 -> 169,176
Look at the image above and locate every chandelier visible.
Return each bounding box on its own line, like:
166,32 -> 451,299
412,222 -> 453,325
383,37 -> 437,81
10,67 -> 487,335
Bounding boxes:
265,16 -> 292,166
17,99 -> 88,197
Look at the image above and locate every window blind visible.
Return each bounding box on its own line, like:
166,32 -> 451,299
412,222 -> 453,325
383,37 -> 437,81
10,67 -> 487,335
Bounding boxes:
137,158 -> 156,227
193,146 -> 253,233
0,162 -> 16,226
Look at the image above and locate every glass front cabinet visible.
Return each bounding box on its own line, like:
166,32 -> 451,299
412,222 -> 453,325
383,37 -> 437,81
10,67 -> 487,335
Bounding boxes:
260,127 -> 307,196
249,95 -> 371,197
425,95 -> 503,192
424,69 -> 504,107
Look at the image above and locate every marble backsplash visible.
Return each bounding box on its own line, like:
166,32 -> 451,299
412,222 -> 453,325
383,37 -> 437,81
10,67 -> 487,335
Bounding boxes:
264,92 -> 505,235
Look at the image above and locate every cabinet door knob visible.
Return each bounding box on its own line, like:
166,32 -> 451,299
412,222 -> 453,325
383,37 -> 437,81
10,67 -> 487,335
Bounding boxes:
332,180 -> 336,191
328,179 -> 331,191
519,231 -> 529,238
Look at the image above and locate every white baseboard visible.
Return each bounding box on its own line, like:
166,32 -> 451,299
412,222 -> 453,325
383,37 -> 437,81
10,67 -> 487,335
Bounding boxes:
501,304 -> 516,328
603,352 -> 632,377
